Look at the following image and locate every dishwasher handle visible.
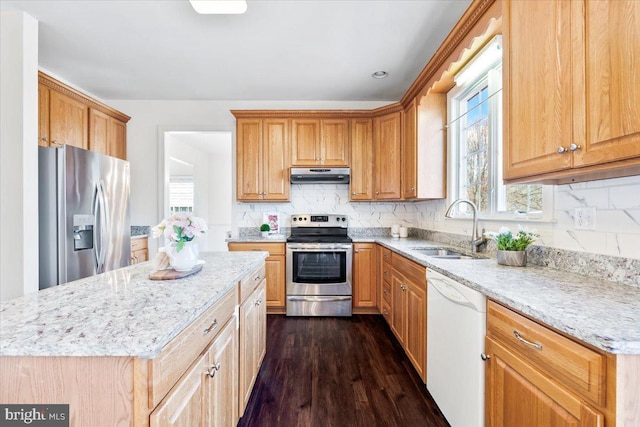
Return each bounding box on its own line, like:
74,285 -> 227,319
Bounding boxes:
429,277 -> 477,310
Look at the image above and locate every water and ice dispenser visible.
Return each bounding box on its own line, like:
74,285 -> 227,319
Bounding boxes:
72,214 -> 94,251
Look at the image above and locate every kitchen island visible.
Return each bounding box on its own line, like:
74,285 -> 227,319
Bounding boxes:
0,251 -> 268,426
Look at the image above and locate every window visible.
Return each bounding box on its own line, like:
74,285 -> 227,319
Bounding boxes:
169,176 -> 194,213
448,36 -> 543,217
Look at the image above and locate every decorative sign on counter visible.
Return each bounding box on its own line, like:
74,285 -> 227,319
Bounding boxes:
263,212 -> 280,234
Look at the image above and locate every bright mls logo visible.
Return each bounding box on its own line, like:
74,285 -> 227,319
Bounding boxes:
0,405 -> 69,426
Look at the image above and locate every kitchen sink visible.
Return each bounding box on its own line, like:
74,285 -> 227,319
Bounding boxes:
410,248 -> 479,259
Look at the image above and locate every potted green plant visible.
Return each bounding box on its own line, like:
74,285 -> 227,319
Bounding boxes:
485,226 -> 538,267
260,223 -> 271,238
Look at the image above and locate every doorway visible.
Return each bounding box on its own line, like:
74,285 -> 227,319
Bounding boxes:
164,131 -> 233,251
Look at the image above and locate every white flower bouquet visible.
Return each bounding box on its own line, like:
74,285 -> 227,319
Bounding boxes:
152,213 -> 208,252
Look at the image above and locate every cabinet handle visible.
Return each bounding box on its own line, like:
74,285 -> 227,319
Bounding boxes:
557,146 -> 568,154
513,330 -> 542,351
206,362 -> 221,378
481,353 -> 490,361
383,310 -> 388,315
254,275 -> 261,281
569,143 -> 581,151
203,319 -> 218,335
383,270 -> 388,275
383,290 -> 389,295
355,249 -> 359,253
51,140 -> 62,146
352,192 -> 356,195
41,136 -> 48,142
411,187 -> 415,191
376,191 -> 380,195
400,284 -> 406,291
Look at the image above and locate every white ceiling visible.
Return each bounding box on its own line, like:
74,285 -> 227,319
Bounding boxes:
1,0 -> 471,101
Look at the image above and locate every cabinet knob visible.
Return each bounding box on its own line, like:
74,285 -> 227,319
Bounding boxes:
557,146 -> 568,154
41,137 -> 48,142
352,192 -> 356,195
375,191 -> 379,195
569,143 -> 581,151
354,249 -> 359,253
481,353 -> 490,361
51,140 -> 62,146
411,187 -> 415,191
206,362 -> 221,378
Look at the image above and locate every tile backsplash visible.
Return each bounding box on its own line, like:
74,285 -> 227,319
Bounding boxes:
234,176 -> 640,260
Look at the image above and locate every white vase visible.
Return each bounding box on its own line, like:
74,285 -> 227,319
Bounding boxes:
167,241 -> 199,271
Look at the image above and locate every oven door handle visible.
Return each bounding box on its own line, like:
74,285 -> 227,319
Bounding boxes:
287,296 -> 352,302
286,246 -> 352,252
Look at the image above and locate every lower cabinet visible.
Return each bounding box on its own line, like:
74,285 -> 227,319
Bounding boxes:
380,246 -> 427,382
353,243 -> 377,310
485,301 -> 608,427
239,280 -> 267,416
131,237 -> 149,264
151,317 -> 238,427
228,242 -> 286,312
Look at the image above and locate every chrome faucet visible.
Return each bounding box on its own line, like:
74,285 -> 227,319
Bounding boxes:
444,199 -> 487,253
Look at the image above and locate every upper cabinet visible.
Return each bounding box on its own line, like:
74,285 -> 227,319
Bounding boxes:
291,119 -> 349,166
236,118 -> 290,202
402,100 -> 418,199
504,0 -> 640,183
38,72 -> 130,159
373,111 -> 402,200
350,118 -> 374,200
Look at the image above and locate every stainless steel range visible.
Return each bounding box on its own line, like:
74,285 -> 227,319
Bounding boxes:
286,214 -> 352,317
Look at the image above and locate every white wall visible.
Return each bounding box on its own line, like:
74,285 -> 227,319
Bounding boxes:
416,175 -> 640,260
0,11 -> 39,300
109,100 -> 389,254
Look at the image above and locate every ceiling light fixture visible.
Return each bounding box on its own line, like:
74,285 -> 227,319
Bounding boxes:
189,0 -> 248,15
371,71 -> 388,79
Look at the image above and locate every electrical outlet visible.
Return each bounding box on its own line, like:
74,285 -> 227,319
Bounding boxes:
574,207 -> 596,230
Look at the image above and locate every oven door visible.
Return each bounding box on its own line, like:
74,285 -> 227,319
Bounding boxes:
286,243 -> 352,296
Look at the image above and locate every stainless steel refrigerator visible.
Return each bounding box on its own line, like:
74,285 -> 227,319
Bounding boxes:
39,145 -> 131,289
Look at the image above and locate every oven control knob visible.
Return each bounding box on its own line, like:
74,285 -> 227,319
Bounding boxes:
335,218 -> 339,222
293,217 -> 297,221
341,217 -> 346,222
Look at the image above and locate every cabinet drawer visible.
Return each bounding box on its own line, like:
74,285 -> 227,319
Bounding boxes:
150,286 -> 237,408
382,281 -> 391,305
228,242 -> 285,256
382,262 -> 392,285
487,301 -> 606,405
131,237 -> 148,251
240,264 -> 266,303
391,252 -> 426,287
380,247 -> 392,263
381,300 -> 391,323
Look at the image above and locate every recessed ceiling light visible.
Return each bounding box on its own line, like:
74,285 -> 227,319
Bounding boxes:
189,0 -> 248,15
371,71 -> 389,79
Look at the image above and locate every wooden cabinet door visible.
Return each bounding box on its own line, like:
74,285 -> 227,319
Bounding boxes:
374,112 -> 402,199
390,272 -> 406,345
402,100 -> 417,199
237,119 -> 263,201
485,337 -> 604,427
291,119 -> 320,166
503,0 -> 574,180
89,109 -> 110,155
150,353 -> 206,427
265,254 -> 285,308
353,243 -> 377,309
350,118 -> 374,200
239,291 -> 260,416
262,119 -> 290,201
108,117 -> 127,160
38,84 -> 50,147
321,119 -> 349,166
49,90 -> 88,149
404,279 -> 426,381
205,317 -> 239,427
573,0 -> 640,167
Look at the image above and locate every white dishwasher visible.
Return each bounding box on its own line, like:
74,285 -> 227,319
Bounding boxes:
426,268 -> 487,427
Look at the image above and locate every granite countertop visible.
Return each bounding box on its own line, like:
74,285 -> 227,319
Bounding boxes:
0,252 -> 268,358
370,237 -> 640,355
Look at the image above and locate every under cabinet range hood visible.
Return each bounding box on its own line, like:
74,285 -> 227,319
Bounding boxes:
290,167 -> 350,184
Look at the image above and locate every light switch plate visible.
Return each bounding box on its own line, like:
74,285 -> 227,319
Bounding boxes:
574,207 -> 596,230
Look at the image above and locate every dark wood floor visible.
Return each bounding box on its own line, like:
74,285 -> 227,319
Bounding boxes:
238,315 -> 449,427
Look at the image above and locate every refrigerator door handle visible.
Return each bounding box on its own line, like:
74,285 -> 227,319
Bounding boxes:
92,183 -> 102,271
98,180 -> 110,272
